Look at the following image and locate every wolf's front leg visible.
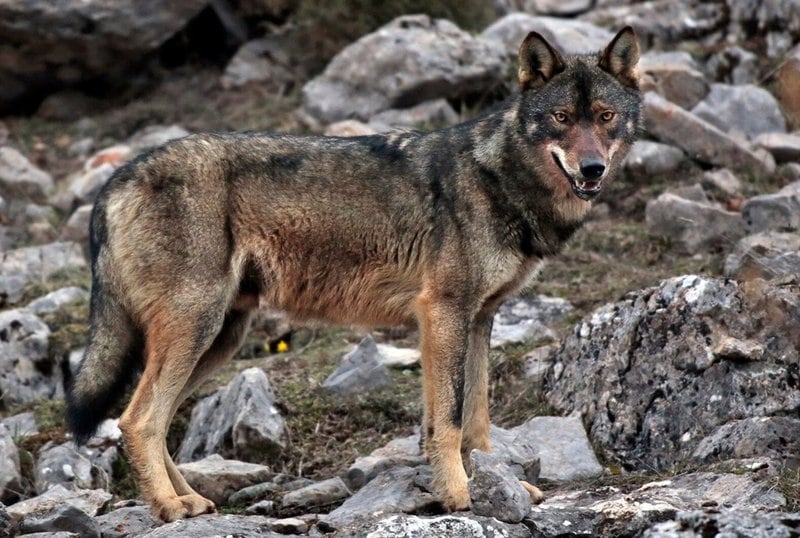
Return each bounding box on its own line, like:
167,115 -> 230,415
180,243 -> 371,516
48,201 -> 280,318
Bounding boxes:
416,293 -> 470,511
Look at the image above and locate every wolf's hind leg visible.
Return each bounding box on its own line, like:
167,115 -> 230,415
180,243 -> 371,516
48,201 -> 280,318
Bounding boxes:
119,296 -> 229,522
162,309 -> 254,497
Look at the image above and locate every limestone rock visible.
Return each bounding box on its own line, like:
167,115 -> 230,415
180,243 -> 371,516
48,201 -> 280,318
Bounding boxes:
281,477 -> 351,512
468,450 -> 530,523
545,276 -> 800,471
623,140 -> 686,181
0,424 -> 21,503
0,147 -> 53,201
59,205 -> 93,244
221,37 -> 295,90
691,84 -> 786,140
351,513 -> 531,537
321,335 -> 391,395
724,231 -> 800,280
645,510 -> 800,538
7,485 -> 112,527
741,181 -> 800,233
0,308 -> 58,406
491,295 -> 573,348
369,99 -> 459,131
0,241 -> 87,307
645,192 -> 746,254
482,13 -> 612,55
640,51 -> 708,110
643,92 -> 775,176
34,442 -> 97,494
753,132 -> 800,163
25,286 -> 88,315
94,505 -> 160,538
302,15 -> 506,123
347,432 -> 426,490
178,367 -> 285,463
139,514 -> 278,538
177,454 -> 274,506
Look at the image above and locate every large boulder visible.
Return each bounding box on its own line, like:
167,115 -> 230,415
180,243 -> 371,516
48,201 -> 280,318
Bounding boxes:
0,0 -> 209,113
0,308 -> 58,406
302,15 -> 506,123
481,13 -> 612,55
691,83 -> 786,140
545,276 -> 800,471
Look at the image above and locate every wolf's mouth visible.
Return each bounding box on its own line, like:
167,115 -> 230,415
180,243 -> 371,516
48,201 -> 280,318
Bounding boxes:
551,153 -> 602,201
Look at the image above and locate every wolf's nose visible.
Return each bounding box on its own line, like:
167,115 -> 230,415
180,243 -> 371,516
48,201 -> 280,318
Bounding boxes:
580,159 -> 605,179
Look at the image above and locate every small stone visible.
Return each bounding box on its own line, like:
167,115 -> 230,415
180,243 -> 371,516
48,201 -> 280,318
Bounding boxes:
491,295 -> 572,348
177,455 -> 273,506
375,344 -> 420,368
645,192 -> 746,254
0,147 -> 54,200
691,83 -> 786,140
321,335 -> 391,395
753,132 -> 800,163
369,99 -> 459,130
271,516 -> 309,534
623,140 -> 686,180
724,231 -> 800,280
59,205 -> 93,243
25,286 -> 88,315
741,181 -> 800,233
346,433 -> 426,490
34,442 -> 97,493
469,450 -> 530,523
281,477 -> 351,512
713,336 -> 765,362
640,51 -> 708,110
95,505 -> 160,538
0,423 -> 21,503
245,499 -> 275,515
127,125 -> 189,154
701,168 -> 742,195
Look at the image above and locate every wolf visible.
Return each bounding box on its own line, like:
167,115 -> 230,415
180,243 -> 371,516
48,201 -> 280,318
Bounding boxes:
66,27 -> 641,521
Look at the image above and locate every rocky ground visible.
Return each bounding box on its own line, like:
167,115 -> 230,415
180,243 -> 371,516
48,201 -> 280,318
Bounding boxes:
1,0 -> 800,536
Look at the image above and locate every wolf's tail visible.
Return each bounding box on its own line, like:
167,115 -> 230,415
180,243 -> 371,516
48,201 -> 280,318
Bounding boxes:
66,188 -> 142,444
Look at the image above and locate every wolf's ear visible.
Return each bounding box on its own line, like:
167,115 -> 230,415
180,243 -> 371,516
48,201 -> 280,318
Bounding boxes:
599,26 -> 640,88
518,32 -> 565,91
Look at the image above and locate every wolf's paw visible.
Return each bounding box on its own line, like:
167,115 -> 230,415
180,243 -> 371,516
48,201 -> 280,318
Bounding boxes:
520,480 -> 544,504
440,483 -> 471,512
153,494 -> 216,522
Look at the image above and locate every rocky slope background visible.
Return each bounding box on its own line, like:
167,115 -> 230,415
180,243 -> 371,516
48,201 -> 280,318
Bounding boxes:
0,0 -> 799,536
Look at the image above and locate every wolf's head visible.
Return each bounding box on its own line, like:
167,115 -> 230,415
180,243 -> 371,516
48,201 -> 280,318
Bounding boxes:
516,27 -> 641,202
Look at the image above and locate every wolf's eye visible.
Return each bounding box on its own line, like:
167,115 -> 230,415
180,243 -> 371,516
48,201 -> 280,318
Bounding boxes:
600,110 -> 616,122
553,111 -> 569,124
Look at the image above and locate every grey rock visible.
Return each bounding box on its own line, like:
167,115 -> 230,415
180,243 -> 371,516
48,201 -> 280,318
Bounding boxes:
482,13 -> 613,55
754,132 -> 800,163
468,450 -> 530,523
245,499 -> 275,515
322,335 -> 391,395
0,424 -> 21,503
355,513 -> 531,537
1,411 -> 38,440
691,84 -> 786,140
491,295 -> 573,348
64,163 -> 115,206
644,510 -> 800,538
319,466 -> 438,531
701,168 -> 742,196
370,99 -> 459,131
581,0 -> 725,47
545,275 -> 800,471
7,484 -> 112,524
741,181 -> 800,233
690,417 -> 800,467
34,442 -> 97,494
725,231 -> 800,280
524,506 -> 600,536
0,1 -> 209,114
26,286 -> 88,315
95,505 -> 160,538
18,504 -> 99,538
644,92 -> 775,176
59,205 -> 93,243
281,476 -> 351,512
492,416 -> 603,482
179,367 -> 285,463
271,516 -> 308,534
0,308 -> 59,406
645,192 -> 746,254
177,454 -> 274,506
139,514 -> 279,538
0,147 -> 53,201
303,15 -> 506,123
623,140 -> 686,180
222,37 -> 295,90
640,51 -> 709,110
0,241 -> 87,306
727,0 -> 800,42
127,125 -> 190,154
347,432 -> 426,489
513,0 -> 594,16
